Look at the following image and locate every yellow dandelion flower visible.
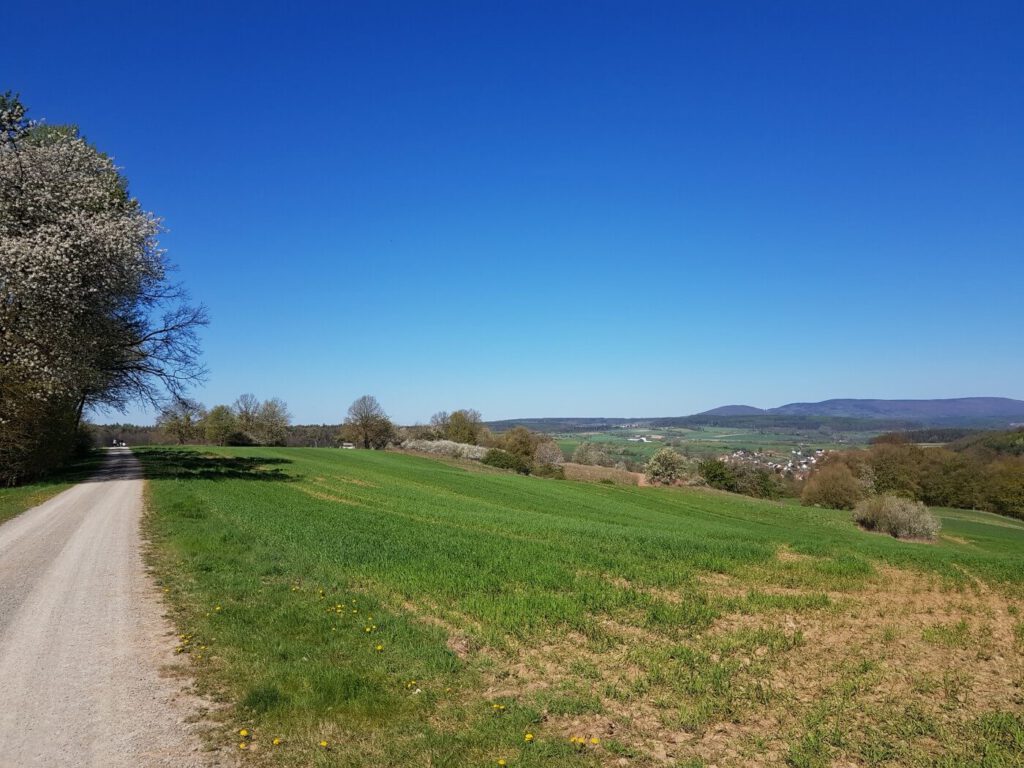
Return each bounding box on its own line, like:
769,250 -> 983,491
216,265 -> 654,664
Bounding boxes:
524,733 -> 534,742
497,760 -> 507,767
272,737 -> 283,746
375,644 -> 384,652
319,740 -> 329,748
590,737 -> 601,745
238,742 -> 247,750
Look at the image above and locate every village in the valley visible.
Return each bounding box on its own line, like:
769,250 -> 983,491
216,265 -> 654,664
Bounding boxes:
720,446 -> 828,478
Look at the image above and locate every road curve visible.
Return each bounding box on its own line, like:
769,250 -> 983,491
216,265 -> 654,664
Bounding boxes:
0,448 -> 210,768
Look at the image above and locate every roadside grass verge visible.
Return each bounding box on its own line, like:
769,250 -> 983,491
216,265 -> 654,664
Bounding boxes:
139,446 -> 1024,766
0,450 -> 104,526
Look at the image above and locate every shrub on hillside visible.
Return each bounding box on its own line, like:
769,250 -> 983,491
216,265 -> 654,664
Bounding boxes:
735,467 -> 783,499
572,442 -> 612,467
534,440 -> 565,466
499,426 -> 539,461
853,494 -> 940,540
481,448 -> 532,474
401,439 -> 488,460
532,462 -> 565,479
698,459 -> 738,492
801,462 -> 863,509
645,447 -> 686,485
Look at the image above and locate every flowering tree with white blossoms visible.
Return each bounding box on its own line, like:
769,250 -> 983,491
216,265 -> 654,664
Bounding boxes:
0,94 -> 207,483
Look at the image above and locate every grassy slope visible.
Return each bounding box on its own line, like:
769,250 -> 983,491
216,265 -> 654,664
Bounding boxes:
0,451 -> 104,526
140,447 -> 1024,767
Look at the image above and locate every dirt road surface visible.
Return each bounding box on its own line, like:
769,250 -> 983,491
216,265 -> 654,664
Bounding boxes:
0,448 -> 212,768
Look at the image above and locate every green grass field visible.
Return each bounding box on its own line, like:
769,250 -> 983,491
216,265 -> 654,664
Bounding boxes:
139,446 -> 1024,767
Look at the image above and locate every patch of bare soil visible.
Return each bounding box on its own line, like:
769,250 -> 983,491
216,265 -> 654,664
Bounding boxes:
940,533 -> 973,546
563,463 -> 641,486
397,599 -> 480,660
774,545 -> 817,563
694,566 -> 1023,766
429,560 -> 1022,766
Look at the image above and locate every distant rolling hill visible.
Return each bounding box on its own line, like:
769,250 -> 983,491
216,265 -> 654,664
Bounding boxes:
698,405 -> 766,416
490,398 -> 1024,433
484,417 -> 638,433
766,397 -> 1024,425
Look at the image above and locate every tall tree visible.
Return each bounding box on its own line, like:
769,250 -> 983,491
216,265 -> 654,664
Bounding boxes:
156,398 -> 205,445
233,393 -> 260,442
501,426 -> 538,460
341,395 -> 395,449
429,411 -> 450,437
255,397 -> 291,446
446,409 -> 483,444
203,405 -> 238,446
0,94 -> 206,482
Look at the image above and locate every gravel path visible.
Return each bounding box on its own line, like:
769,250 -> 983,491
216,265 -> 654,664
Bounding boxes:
0,448 -> 213,768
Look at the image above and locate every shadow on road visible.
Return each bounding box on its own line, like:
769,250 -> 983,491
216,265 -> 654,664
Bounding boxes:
128,449 -> 296,483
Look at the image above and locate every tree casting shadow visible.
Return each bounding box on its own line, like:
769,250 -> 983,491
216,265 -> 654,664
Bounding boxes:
137,449 -> 296,482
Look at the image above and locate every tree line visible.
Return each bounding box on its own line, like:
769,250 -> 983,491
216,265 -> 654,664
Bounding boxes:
137,394 -> 566,480
155,394 -> 291,446
802,429 -> 1024,519
1,95 -> 205,485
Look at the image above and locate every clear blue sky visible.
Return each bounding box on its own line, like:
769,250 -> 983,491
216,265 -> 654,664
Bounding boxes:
7,1 -> 1023,424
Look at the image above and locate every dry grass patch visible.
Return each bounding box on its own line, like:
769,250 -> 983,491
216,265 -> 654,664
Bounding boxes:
563,462 -> 641,485
293,484 -> 362,505
438,562 -> 1024,767
719,567 -> 1022,766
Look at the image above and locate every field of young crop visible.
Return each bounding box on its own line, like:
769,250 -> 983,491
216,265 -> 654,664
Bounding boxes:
139,446 -> 1024,767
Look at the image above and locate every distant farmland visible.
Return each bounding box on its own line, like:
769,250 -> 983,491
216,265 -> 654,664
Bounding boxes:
554,425 -> 875,468
141,446 -> 1024,767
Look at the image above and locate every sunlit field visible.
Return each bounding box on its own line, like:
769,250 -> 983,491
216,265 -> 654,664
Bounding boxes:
139,446 -> 1024,767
